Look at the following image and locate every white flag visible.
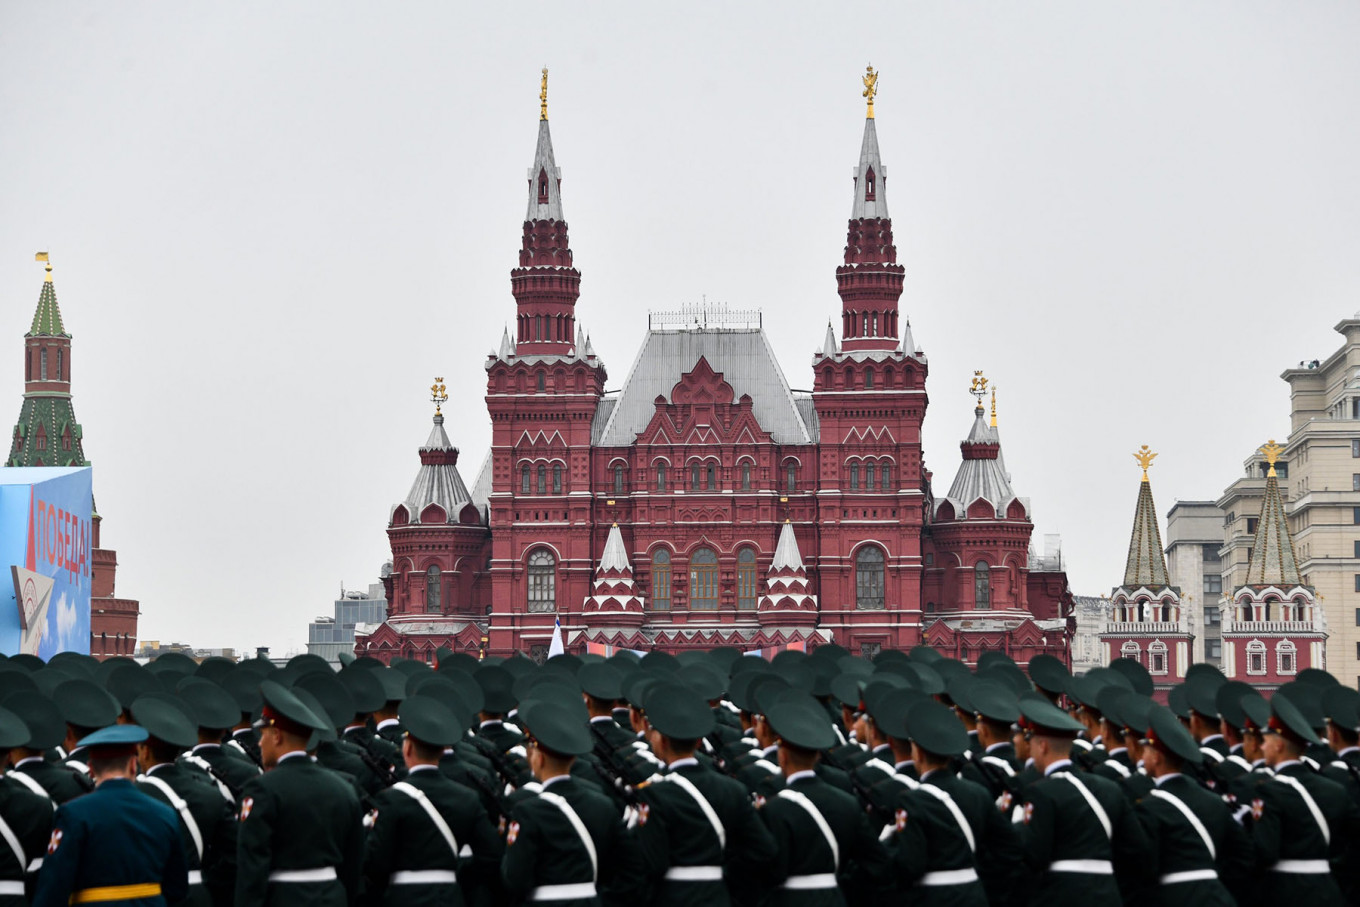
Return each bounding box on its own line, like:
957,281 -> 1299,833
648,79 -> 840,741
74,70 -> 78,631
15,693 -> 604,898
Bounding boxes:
547,617 -> 565,658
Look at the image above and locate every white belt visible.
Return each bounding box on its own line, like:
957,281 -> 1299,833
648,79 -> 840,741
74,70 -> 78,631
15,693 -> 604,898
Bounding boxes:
187,870 -> 203,886
1272,859 -> 1330,874
919,868 -> 980,886
0,881 -> 21,895
664,866 -> 723,881
268,867 -> 338,882
533,882 -> 598,900
1049,859 -> 1113,874
781,873 -> 838,890
392,869 -> 458,884
1161,869 -> 1218,884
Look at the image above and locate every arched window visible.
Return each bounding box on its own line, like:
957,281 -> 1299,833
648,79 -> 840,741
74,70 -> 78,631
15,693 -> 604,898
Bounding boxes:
527,550 -> 556,612
536,371 -> 546,392
537,464 -> 547,495
534,316 -> 543,342
521,463 -> 531,495
737,548 -> 758,610
614,464 -> 624,494
656,464 -> 666,492
856,547 -> 885,610
25,350 -> 30,380
425,566 -> 442,614
1246,639 -> 1267,675
56,349 -> 63,380
1277,640 -> 1297,675
785,463 -> 797,493
974,561 -> 991,608
706,463 -> 716,490
552,464 -> 563,494
850,463 -> 860,491
881,464 -> 891,491
741,463 -> 752,491
1148,640 -> 1167,674
690,463 -> 701,490
1121,640 -> 1141,664
39,349 -> 47,381
652,550 -> 672,611
689,548 -> 719,610
1263,596 -> 1278,622
865,463 -> 876,489
865,168 -> 875,199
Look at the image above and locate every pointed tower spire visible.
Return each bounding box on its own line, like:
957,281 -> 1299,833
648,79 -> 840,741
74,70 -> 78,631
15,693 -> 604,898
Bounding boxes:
821,321 -> 839,357
9,255 -> 82,467
1122,446 -> 1170,587
498,325 -> 515,360
1245,440 -> 1302,586
583,523 -> 644,625
839,66 -> 905,354
512,67 -> 581,358
759,522 -> 818,625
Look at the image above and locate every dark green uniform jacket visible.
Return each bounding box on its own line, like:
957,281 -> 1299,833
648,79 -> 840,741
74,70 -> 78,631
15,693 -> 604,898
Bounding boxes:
32,778 -> 188,907
501,775 -> 643,907
1248,760 -> 1360,907
136,762 -> 238,907
477,720 -> 524,754
757,771 -> 890,907
635,758 -> 777,907
11,756 -> 91,804
1134,773 -> 1250,907
0,777 -> 52,907
1017,760 -> 1151,906
361,764 -> 504,907
235,751 -> 365,906
181,742 -> 261,802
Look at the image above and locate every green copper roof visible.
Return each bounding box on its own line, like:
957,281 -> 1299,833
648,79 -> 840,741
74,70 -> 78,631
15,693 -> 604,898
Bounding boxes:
28,279 -> 67,337
1122,477 -> 1170,588
7,395 -> 85,468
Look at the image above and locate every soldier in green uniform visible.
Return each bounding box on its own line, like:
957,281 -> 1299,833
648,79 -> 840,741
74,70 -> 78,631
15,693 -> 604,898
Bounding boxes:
501,696 -> 643,906
235,680 -> 365,906
0,705 -> 53,904
957,681 -> 1021,804
2,693 -> 91,803
757,690 -> 889,907
1320,686 -> 1360,801
1248,695 -> 1360,907
1014,699 -> 1151,906
361,695 -> 504,907
885,700 -> 1023,906
633,680 -> 776,907
176,676 -> 262,801
50,679 -> 120,777
131,695 -> 238,906
475,668 -> 526,753
32,724 -> 189,907
1134,705 -> 1250,906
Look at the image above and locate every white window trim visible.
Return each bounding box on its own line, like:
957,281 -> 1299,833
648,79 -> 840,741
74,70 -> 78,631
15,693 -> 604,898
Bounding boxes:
1246,639 -> 1267,676
1276,640 -> 1298,675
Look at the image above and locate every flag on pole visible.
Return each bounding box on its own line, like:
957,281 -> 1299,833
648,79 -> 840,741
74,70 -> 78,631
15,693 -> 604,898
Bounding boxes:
548,617 -> 565,658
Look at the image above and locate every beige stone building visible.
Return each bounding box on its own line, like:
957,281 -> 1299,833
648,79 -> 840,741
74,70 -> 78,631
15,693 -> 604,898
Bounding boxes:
1164,501 -> 1225,665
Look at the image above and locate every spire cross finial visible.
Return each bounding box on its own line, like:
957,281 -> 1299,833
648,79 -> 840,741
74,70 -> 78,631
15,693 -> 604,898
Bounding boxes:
35,251 -> 51,282
540,67 -> 549,121
1133,445 -> 1158,482
430,376 -> 448,416
862,65 -> 879,119
969,370 -> 988,410
1260,439 -> 1284,478
990,386 -> 997,428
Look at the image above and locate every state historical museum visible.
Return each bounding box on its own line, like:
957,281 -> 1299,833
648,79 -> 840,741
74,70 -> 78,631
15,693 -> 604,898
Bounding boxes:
355,72 -> 1073,664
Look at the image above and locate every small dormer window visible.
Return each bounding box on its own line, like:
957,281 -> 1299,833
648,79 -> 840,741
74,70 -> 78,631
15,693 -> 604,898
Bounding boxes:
538,168 -> 550,205
865,167 -> 876,201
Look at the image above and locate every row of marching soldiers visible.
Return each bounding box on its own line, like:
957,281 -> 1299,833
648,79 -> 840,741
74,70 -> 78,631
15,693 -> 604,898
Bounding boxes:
0,645 -> 1357,907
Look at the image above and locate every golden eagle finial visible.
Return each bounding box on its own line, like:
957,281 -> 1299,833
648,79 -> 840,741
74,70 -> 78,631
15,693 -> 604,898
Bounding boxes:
540,67 -> 549,121
35,251 -> 51,283
1260,439 -> 1285,478
1134,445 -> 1158,482
430,377 -> 448,416
969,370 -> 988,410
862,65 -> 879,119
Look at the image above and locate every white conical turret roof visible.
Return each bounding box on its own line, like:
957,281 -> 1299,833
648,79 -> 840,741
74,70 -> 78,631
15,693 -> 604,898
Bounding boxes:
526,119 -> 564,222
851,117 -> 889,219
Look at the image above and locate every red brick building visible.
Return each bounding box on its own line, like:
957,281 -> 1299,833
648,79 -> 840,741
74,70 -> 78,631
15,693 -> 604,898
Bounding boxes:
7,258 -> 139,657
357,83 -> 1073,663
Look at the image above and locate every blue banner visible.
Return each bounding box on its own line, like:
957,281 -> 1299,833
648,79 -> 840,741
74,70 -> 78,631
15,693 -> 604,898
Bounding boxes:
0,467 -> 93,657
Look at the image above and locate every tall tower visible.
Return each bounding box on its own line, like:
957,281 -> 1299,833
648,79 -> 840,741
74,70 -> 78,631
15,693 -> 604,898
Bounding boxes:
1221,440 -> 1325,689
812,68 -> 928,656
6,255 -> 139,658
1098,446 -> 1192,693
484,72 -> 606,657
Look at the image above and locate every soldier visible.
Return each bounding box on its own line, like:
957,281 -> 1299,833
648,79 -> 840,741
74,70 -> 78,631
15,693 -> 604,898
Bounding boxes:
50,679 -> 120,777
177,676 -> 261,801
1134,705 -> 1251,906
501,696 -> 643,905
31,725 -> 189,907
2,693 -> 91,803
221,670 -> 266,769
0,704 -> 53,903
131,695 -> 238,906
1026,655 -> 1070,710
1319,686 -> 1360,802
886,700 -> 1023,906
1014,699 -> 1151,905
581,665 -> 635,751
757,690 -> 890,906
1248,694 -> 1360,907
235,680 -> 365,905
361,695 -> 504,907
633,680 -> 777,907
1214,681 -> 1259,781
958,680 -> 1021,803
474,667 -> 525,753
340,666 -> 406,774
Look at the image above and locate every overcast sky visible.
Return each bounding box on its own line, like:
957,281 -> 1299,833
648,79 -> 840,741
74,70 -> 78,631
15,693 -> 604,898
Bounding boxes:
2,3 -> 1358,656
